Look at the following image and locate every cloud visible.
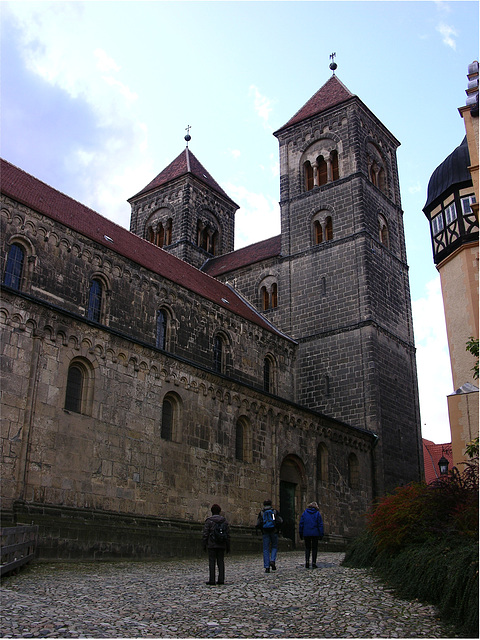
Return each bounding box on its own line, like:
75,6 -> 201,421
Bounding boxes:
412,277 -> 453,443
249,85 -> 275,130
223,182 -> 280,249
4,2 -> 150,226
436,22 -> 458,50
408,181 -> 422,195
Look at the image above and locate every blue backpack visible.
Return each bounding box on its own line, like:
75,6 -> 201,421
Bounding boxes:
262,508 -> 275,529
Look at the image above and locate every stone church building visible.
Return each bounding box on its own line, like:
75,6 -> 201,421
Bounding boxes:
1,74 -> 424,558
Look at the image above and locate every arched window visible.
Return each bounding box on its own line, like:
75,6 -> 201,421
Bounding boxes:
235,417 -> 251,463
305,161 -> 314,191
65,364 -> 84,413
87,279 -> 103,322
64,360 -> 93,415
165,219 -> 172,246
271,283 -> 278,309
161,396 -> 174,440
261,286 -> 269,311
4,243 -> 25,290
314,220 -> 323,245
331,150 -> 339,181
325,217 -> 333,241
379,215 -> 389,248
318,156 -> 328,186
264,356 -> 275,394
378,168 -> 386,194
157,225 -> 165,247
214,335 -> 223,373
156,310 -> 168,350
348,453 -> 359,489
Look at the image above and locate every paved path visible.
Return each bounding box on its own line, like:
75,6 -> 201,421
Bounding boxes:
0,551 -> 457,638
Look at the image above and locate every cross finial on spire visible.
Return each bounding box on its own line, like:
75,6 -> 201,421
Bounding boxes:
329,53 -> 337,75
185,125 -> 192,147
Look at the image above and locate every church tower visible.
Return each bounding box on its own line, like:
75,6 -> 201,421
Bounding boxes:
128,142 -> 238,269
273,72 -> 423,494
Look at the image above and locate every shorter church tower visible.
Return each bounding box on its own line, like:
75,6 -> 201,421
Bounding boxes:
128,139 -> 238,269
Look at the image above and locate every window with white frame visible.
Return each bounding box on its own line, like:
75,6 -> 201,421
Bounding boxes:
445,203 -> 457,225
431,214 -> 444,236
461,195 -> 476,215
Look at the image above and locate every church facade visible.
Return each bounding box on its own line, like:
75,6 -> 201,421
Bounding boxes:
1,75 -> 423,558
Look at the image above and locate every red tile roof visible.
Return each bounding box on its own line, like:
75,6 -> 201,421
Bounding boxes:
129,148 -> 238,207
274,75 -> 354,134
202,235 -> 281,277
1,158 -> 290,340
422,439 -> 453,484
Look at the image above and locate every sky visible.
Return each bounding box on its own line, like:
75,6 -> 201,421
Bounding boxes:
1,0 -> 478,444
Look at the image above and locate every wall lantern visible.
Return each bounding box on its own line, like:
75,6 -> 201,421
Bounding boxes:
438,455 -> 449,476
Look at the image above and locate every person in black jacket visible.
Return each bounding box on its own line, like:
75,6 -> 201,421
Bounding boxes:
255,499 -> 283,573
202,504 -> 230,585
299,501 -> 324,568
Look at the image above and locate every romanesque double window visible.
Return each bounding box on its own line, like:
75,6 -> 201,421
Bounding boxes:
4,243 -> 25,290
260,280 -> 278,311
197,220 -> 219,255
147,219 -> 172,248
312,212 -> 333,245
366,142 -> 388,196
304,150 -> 339,191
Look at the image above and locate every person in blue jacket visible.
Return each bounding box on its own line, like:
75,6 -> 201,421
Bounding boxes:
299,501 -> 324,568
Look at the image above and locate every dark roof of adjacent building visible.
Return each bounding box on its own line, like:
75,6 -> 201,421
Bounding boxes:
128,147 -> 238,207
202,235 -> 282,277
274,75 -> 354,134
0,158 -> 291,341
424,137 -> 472,210
422,439 -> 453,484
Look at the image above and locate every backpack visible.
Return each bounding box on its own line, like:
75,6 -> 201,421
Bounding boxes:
212,520 -> 228,544
262,508 -> 275,529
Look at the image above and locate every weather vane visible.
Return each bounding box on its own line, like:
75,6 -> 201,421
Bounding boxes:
329,52 -> 337,75
185,125 -> 192,147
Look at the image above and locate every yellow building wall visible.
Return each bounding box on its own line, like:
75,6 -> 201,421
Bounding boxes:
439,242 -> 479,390
447,391 -> 479,468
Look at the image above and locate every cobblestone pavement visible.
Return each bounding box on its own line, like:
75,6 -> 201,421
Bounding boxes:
0,551 -> 457,638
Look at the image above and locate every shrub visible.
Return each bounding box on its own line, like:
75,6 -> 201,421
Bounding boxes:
343,459 -> 479,637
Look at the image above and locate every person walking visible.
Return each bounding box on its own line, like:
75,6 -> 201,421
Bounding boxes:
299,501 -> 324,568
255,499 -> 283,573
202,504 -> 230,585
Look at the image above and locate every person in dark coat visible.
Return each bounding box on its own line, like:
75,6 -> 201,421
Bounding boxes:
299,501 -> 324,568
202,504 -> 230,585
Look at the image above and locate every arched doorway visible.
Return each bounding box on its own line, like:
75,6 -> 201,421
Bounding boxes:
279,455 -> 306,546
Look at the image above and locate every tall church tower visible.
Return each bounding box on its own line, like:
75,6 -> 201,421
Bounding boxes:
273,73 -> 423,494
128,143 -> 238,269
